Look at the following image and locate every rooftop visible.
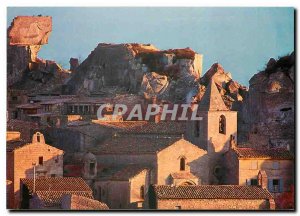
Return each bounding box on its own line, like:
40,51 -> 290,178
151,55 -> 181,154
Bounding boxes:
35,191 -> 94,208
233,147 -> 294,160
199,79 -> 228,111
93,137 -> 186,154
110,165 -> 149,181
63,194 -> 109,210
21,177 -> 93,194
152,185 -> 273,200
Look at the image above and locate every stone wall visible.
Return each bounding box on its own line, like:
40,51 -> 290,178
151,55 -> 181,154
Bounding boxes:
155,198 -> 273,210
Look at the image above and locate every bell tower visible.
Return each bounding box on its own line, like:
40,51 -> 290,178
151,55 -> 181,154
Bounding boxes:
195,79 -> 237,153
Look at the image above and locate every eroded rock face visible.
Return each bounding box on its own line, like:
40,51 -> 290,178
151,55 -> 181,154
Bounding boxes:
8,16 -> 52,46
7,16 -> 70,93
241,52 -> 295,150
64,43 -> 203,102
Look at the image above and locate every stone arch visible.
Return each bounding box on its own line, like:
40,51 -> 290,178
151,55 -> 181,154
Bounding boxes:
32,131 -> 45,144
179,180 -> 196,186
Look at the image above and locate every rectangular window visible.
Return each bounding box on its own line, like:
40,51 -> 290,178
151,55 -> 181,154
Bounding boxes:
272,161 -> 280,170
39,156 -> 43,165
89,162 -> 95,175
273,179 -> 280,192
250,160 -> 258,170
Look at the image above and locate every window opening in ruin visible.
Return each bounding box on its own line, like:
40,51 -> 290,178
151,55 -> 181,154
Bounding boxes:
37,133 -> 41,142
219,115 -> 226,134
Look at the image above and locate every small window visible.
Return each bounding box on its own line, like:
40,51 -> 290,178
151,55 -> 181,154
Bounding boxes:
140,185 -> 145,199
175,206 -> 182,210
89,162 -> 95,175
219,115 -> 226,134
55,157 -> 59,163
273,179 -> 280,192
273,161 -> 280,170
39,156 -> 43,165
250,161 -> 258,170
250,179 -> 258,186
180,158 -> 185,171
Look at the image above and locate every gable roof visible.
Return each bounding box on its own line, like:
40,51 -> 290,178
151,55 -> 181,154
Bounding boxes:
152,185 -> 273,200
233,147 -> 294,160
93,137 -> 193,155
35,191 -> 94,208
21,177 -> 92,194
199,80 -> 228,111
7,140 -> 63,153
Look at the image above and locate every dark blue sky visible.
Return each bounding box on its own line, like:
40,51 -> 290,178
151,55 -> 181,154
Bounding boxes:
7,7 -> 294,86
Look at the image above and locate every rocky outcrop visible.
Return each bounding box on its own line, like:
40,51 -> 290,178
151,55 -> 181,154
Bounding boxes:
7,16 -> 70,93
198,63 -> 248,109
64,43 -> 203,102
241,52 -> 295,150
8,16 -> 52,46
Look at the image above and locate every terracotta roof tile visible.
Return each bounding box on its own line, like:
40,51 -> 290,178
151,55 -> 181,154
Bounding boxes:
153,185 -> 273,199
7,119 -> 39,142
35,191 -> 94,208
110,165 -> 149,181
63,194 -> 109,210
21,177 -> 92,194
233,147 -> 294,160
93,137 -> 184,154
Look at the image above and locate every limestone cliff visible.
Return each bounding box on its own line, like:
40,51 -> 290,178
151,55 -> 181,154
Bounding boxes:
241,52 -> 295,150
7,16 -> 70,93
63,43 -> 202,103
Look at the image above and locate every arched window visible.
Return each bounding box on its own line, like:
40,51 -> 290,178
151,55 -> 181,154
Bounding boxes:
219,115 -> 226,134
180,158 -> 185,171
140,185 -> 145,199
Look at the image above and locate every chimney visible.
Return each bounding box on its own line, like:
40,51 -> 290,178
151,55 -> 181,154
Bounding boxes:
257,170 -> 268,189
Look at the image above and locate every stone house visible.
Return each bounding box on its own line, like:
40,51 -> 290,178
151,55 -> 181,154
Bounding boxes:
90,136 -> 209,209
225,142 -> 294,203
6,131 -> 64,209
147,184 -> 275,210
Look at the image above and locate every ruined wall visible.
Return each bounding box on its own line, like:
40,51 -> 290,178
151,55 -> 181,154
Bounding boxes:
241,53 -> 295,150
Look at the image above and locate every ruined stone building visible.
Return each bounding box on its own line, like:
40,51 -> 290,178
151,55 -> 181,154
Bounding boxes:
6,131 -> 64,208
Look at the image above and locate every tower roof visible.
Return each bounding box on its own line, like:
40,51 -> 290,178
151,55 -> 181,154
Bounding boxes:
199,79 -> 228,111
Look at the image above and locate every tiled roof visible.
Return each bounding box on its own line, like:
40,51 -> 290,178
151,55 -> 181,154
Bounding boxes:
7,119 -> 39,142
171,172 -> 198,180
64,194 -> 109,210
233,147 -> 294,160
21,177 -> 93,194
6,139 -> 30,152
93,137 -> 183,154
35,191 -> 94,208
110,165 -> 149,181
199,80 -> 228,111
153,185 -> 273,200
